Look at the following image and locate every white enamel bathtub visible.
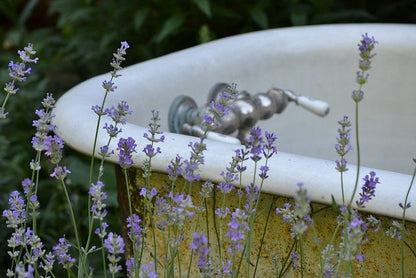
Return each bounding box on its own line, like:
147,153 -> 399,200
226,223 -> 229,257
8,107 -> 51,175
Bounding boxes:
53,24 -> 416,221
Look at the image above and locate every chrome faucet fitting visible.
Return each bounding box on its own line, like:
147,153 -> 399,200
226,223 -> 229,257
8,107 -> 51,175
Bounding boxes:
168,82 -> 330,144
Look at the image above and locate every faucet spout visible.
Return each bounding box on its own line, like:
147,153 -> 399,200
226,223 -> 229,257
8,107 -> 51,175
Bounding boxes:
168,83 -> 330,144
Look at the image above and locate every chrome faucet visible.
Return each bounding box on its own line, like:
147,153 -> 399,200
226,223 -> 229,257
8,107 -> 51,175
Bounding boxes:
168,82 -> 330,144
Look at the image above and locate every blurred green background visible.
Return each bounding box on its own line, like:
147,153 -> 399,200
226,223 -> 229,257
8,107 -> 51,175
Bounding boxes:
0,0 -> 415,273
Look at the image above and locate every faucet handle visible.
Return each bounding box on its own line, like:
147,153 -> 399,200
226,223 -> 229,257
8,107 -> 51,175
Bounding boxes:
168,83 -> 330,145
274,89 -> 330,117
296,95 -> 330,117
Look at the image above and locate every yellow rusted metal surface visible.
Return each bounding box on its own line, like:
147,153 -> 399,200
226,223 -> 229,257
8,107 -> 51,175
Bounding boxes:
116,167 -> 416,277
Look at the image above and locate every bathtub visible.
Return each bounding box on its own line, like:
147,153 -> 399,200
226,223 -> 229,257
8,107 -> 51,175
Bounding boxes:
53,24 -> 416,276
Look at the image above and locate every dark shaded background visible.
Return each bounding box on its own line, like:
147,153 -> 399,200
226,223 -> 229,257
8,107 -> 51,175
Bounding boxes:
0,0 -> 415,274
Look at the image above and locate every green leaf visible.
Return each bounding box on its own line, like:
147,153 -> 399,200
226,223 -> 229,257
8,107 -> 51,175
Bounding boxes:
249,7 -> 268,29
19,0 -> 39,26
154,15 -> 185,43
331,194 -> 340,214
134,8 -> 149,32
192,0 -> 211,18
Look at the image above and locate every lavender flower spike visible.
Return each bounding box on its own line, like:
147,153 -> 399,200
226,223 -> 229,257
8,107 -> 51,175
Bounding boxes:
190,232 -> 211,274
356,171 -> 380,208
1,43 -> 39,118
2,190 -> 26,228
126,214 -> 143,247
352,34 -> 377,102
53,237 -> 76,269
110,41 -> 130,78
117,137 -> 137,169
104,232 -> 125,274
89,181 -> 108,220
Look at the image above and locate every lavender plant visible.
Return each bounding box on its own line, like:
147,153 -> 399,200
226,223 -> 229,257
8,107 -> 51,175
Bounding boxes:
1,43 -> 39,119
2,33 -> 416,278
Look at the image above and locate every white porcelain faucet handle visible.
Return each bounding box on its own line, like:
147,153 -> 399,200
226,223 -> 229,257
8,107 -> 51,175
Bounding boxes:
296,96 -> 330,117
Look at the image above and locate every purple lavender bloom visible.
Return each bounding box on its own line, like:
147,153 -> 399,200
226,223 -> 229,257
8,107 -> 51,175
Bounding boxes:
226,208 -> 249,254
259,165 -> 269,179
182,141 -> 206,182
22,178 -> 39,211
338,208 -> 367,261
103,122 -> 122,138
169,192 -> 195,227
263,131 -> 278,159
356,253 -> 365,262
44,135 -> 64,164
99,145 -> 114,158
190,232 -> 211,273
218,171 -> 237,194
139,187 -> 158,200
155,196 -> 171,229
8,61 -> 31,82
53,237 -> 76,269
21,178 -> 34,195
24,227 -> 45,262
384,220 -> 404,240
215,207 -> 230,219
89,181 -> 108,220
126,214 -> 143,247
110,41 -> 130,77
276,183 -> 312,238
117,137 -> 137,169
40,93 -> 55,109
356,171 -> 379,208
31,108 -> 56,152
31,136 -> 44,152
245,183 -> 260,210
95,221 -> 109,239
14,262 -> 35,278
102,80 -> 117,92
355,71 -> 369,85
247,126 -> 264,162
0,108 -> 8,119
335,116 -> 352,173
126,257 -> 134,276
40,252 -> 55,274
358,33 -> 377,60
203,114 -> 214,125
144,110 -> 165,143
234,148 -> 249,173
143,144 -> 161,158
291,251 -> 299,270
167,155 -> 183,181
221,260 -> 232,276
4,82 -> 18,96
399,202 -> 412,209
91,104 -> 106,116
104,232 -> 125,274
50,166 -> 71,179
105,101 -> 132,124
18,43 -> 39,64
200,181 -> 214,198
203,83 -> 238,130
140,261 -> 158,278
2,190 -> 26,228
2,43 -> 39,118
352,34 -> 377,102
